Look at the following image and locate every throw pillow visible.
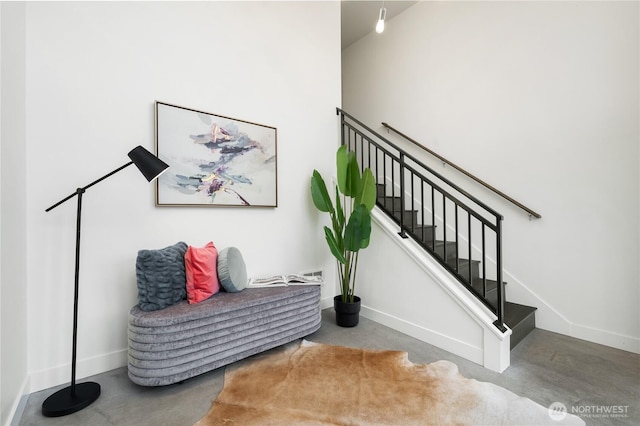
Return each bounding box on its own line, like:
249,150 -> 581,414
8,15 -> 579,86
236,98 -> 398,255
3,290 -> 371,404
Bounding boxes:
185,242 -> 220,304
217,247 -> 248,293
135,241 -> 188,311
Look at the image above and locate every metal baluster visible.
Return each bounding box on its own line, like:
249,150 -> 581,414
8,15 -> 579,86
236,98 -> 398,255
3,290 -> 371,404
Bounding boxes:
482,224 -> 487,298
454,204 -> 459,274
410,173 -> 415,234
468,212 -> 472,289
431,187 -> 436,252
495,218 -> 505,329
398,153 -> 406,238
442,193 -> 447,262
421,180 -> 425,244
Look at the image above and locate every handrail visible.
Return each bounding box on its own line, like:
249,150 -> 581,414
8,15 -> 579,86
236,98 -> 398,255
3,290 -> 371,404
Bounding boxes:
381,122 -> 541,219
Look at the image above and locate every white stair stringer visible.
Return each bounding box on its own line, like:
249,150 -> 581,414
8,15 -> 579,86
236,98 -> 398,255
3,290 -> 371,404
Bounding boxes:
359,207 -> 512,373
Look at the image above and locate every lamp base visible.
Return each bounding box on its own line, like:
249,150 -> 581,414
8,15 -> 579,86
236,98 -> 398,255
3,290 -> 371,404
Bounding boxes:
41,381 -> 101,417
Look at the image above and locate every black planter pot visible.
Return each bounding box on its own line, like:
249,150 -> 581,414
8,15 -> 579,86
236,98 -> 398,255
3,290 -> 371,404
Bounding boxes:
333,295 -> 361,327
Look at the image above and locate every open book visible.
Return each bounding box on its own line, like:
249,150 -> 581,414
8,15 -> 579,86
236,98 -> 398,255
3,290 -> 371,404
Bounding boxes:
247,274 -> 323,288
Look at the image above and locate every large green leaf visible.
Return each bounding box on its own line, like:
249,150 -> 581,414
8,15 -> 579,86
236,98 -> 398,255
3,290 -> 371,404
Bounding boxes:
336,145 -> 349,195
335,186 -> 345,247
346,153 -> 362,198
310,170 -> 334,213
338,146 -> 363,198
324,226 -> 346,264
358,209 -> 372,249
343,204 -> 372,252
355,168 -> 377,211
335,186 -> 344,226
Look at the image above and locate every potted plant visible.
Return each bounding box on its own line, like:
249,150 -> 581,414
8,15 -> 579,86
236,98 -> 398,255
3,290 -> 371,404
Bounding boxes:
310,145 -> 376,327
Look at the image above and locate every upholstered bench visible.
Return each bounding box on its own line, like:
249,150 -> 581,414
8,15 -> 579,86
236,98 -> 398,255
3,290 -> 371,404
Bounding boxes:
127,285 -> 321,386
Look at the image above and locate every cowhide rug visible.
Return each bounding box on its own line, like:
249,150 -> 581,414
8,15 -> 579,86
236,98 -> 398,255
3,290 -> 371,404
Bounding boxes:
195,340 -> 584,425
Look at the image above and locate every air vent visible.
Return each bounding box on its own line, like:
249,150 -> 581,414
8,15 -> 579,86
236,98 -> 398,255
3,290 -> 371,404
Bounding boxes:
301,269 -> 324,280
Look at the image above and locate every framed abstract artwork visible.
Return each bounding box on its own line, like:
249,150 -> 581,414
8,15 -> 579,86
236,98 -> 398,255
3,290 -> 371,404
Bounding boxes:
155,101 -> 277,207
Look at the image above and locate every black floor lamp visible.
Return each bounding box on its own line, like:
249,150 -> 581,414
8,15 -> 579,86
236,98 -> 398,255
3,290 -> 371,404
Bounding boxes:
41,146 -> 168,417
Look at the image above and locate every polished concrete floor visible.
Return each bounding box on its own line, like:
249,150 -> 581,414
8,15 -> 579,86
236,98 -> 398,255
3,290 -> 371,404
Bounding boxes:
18,309 -> 640,425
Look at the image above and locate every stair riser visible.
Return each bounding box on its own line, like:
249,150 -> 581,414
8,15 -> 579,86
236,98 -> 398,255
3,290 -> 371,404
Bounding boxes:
478,289 -> 497,307
435,242 -> 457,260
410,226 -> 435,244
379,196 -> 404,211
451,261 -> 480,281
390,210 -> 418,227
458,264 -> 480,281
510,311 -> 536,349
471,279 -> 499,296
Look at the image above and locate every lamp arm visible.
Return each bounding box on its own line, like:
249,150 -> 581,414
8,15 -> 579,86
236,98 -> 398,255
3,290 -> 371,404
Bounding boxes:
45,161 -> 134,212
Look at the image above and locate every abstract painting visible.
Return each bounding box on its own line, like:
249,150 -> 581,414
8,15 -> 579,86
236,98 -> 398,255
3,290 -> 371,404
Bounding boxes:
155,101 -> 277,207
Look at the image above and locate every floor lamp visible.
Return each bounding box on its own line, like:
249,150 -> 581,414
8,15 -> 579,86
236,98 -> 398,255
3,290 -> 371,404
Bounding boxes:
41,146 -> 169,417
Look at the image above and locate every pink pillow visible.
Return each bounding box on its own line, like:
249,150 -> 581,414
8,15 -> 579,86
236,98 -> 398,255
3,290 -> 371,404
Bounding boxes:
185,242 -> 220,304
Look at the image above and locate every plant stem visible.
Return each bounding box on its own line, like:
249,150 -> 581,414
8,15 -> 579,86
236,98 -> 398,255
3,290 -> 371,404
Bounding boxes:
351,251 -> 359,303
343,250 -> 351,302
337,259 -> 344,294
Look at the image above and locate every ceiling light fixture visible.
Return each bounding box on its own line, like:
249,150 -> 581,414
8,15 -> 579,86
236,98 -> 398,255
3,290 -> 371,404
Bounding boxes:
376,3 -> 387,34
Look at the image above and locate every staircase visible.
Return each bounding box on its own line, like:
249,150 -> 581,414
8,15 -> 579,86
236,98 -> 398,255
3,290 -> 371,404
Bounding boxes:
337,107 -> 537,350
377,184 -> 536,349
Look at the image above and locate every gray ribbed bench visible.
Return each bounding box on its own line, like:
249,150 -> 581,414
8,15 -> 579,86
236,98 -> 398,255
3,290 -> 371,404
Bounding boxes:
127,285 -> 321,386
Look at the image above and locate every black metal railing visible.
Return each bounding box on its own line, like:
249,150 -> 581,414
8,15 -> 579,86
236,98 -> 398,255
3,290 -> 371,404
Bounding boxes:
337,108 -> 506,331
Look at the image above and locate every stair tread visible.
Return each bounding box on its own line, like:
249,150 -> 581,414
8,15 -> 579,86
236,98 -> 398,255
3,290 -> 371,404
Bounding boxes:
412,224 -> 436,230
424,240 -> 456,251
409,226 -> 436,243
434,240 -> 456,247
504,301 -> 537,329
446,257 -> 479,266
471,277 -> 499,292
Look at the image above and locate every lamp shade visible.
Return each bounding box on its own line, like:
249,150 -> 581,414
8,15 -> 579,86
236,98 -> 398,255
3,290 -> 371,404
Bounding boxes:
128,146 -> 169,182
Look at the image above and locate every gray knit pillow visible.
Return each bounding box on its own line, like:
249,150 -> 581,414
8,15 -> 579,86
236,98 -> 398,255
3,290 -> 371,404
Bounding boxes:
217,247 -> 247,292
135,242 -> 188,311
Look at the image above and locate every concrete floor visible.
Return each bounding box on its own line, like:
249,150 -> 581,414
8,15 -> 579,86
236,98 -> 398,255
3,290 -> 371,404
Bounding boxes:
18,309 -> 640,425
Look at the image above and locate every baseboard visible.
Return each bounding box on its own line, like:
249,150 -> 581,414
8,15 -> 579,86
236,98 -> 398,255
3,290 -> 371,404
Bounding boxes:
320,296 -> 334,310
360,305 -> 484,366
501,271 -> 640,354
28,348 -> 128,393
570,323 -> 640,354
4,376 -> 29,426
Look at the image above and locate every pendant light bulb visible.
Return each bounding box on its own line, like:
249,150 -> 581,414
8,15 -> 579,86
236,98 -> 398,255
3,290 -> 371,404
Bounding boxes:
376,7 -> 386,34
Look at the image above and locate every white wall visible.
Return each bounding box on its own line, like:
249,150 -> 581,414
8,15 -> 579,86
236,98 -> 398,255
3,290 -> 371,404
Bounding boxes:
359,211 -> 486,363
1,2 -> 29,424
24,1 -> 341,392
343,1 -> 639,352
